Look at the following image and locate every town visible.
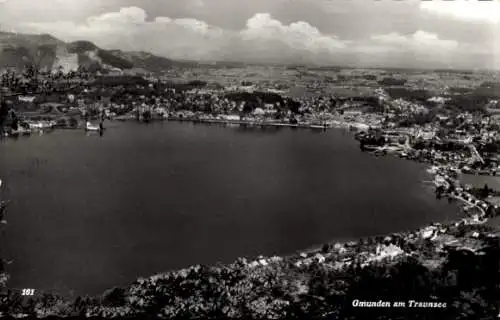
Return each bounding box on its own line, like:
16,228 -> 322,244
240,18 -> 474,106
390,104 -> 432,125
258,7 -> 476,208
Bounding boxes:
3,66 -> 500,219
0,64 -> 499,318
2,0 -> 500,314
0,67 -> 500,317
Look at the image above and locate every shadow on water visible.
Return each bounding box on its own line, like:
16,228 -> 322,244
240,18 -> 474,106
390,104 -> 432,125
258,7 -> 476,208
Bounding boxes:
85,130 -> 105,137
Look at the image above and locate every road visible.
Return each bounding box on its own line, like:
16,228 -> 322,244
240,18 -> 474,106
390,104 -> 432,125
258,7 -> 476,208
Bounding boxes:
452,194 -> 486,216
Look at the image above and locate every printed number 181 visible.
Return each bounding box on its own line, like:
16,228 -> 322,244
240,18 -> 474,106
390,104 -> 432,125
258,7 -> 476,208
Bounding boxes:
22,289 -> 35,296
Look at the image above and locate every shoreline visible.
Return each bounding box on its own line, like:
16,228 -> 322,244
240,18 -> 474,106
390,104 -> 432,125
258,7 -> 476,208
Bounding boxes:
3,117 -> 493,245
0,118 -> 340,138
126,118 -> 497,266
166,116 -> 373,131
169,117 -> 330,129
4,116 -> 492,255
3,114 -> 369,135
1,117 -> 499,318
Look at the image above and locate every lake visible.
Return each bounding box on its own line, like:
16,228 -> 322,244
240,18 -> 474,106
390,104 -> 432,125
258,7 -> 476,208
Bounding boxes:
0,121 -> 461,297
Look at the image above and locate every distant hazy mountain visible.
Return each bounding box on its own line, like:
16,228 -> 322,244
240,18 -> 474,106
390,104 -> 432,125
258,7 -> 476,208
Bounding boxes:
0,32 -> 190,74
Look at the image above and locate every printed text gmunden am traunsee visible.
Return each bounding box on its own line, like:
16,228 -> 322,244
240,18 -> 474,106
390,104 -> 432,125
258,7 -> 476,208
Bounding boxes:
352,299 -> 447,308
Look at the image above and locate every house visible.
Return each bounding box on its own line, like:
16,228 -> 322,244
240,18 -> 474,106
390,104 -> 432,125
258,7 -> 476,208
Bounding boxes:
18,96 -> 36,103
108,68 -> 123,76
252,108 -> 266,116
223,114 -> 240,121
343,110 -> 363,117
436,114 -> 449,122
417,130 -> 436,141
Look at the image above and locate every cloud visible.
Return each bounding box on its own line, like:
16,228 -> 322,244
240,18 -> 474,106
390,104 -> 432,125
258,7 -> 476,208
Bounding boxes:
6,6 -> 496,68
349,30 -> 493,69
186,0 -> 205,12
17,7 -> 349,63
241,13 -> 346,52
0,0 -> 103,24
88,6 -> 147,25
420,0 -> 500,24
369,31 -> 458,52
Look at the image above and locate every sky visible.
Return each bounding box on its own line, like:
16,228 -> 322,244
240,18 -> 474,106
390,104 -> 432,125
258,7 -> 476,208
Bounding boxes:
0,0 -> 499,69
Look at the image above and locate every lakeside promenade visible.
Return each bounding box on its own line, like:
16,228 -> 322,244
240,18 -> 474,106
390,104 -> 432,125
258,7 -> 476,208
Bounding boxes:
177,117 -> 329,129
112,112 -> 373,129
169,116 -> 373,131
3,108 -> 378,137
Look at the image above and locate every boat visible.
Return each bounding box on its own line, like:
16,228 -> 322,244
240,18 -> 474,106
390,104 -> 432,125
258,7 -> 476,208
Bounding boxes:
362,144 -> 379,152
27,120 -> 56,130
373,146 -> 388,156
85,121 -> 102,132
383,144 -> 405,153
10,127 -> 32,136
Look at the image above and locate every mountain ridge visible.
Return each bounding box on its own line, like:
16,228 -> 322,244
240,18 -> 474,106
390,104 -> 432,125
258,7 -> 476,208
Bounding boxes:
0,32 -> 186,75
1,31 -> 491,75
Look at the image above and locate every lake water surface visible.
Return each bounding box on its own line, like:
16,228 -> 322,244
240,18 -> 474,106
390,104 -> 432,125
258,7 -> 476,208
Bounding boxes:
0,122 -> 461,297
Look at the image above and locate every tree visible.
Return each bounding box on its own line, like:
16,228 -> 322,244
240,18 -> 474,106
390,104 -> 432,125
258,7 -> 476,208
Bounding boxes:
435,185 -> 445,199
242,102 -> 255,114
10,111 -> 19,131
0,101 -> 10,133
142,109 -> 152,123
322,243 -> 330,254
478,184 -> 492,199
285,98 -> 301,114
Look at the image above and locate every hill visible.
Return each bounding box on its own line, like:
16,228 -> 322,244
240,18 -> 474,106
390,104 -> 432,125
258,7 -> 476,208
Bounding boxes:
0,32 -> 185,75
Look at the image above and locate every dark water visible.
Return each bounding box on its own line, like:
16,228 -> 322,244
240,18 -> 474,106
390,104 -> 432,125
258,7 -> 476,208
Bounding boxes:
0,122 -> 460,297
459,173 -> 500,190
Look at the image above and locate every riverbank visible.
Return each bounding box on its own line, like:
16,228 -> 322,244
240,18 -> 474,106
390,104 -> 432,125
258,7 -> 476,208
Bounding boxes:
0,121 -> 499,319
